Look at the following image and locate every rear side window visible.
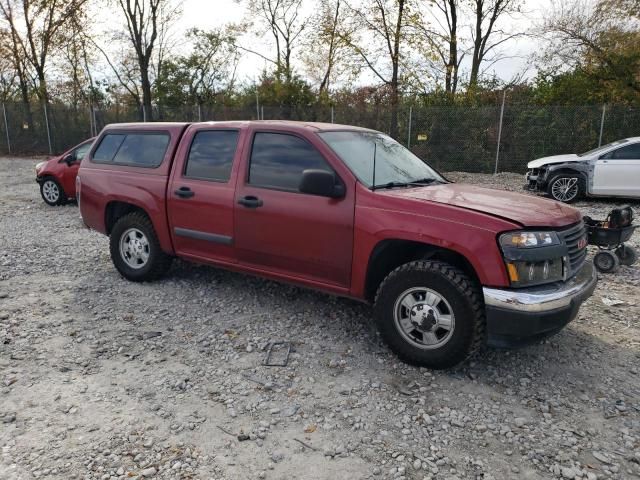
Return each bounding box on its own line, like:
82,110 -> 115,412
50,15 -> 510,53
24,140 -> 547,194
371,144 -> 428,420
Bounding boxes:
92,133 -> 170,168
184,130 -> 239,181
249,132 -> 332,191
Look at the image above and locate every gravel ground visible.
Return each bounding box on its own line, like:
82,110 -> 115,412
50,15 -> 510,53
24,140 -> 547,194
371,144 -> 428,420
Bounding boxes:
1,157 -> 639,480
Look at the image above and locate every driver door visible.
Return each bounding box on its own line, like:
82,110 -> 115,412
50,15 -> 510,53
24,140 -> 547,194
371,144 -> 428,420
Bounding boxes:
62,140 -> 93,196
234,130 -> 355,288
593,142 -> 640,197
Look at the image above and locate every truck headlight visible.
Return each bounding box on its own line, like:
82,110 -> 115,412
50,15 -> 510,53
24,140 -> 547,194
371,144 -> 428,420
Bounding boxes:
35,161 -> 46,174
500,231 -> 560,248
499,231 -> 566,287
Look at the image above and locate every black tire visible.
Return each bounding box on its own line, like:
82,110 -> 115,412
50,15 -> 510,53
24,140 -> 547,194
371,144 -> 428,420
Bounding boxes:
109,212 -> 172,282
373,260 -> 485,369
594,250 -> 620,273
547,174 -> 585,203
39,177 -> 67,206
615,245 -> 638,267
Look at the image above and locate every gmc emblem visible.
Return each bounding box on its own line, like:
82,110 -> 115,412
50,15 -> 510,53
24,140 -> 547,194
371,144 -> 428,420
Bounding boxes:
577,237 -> 588,249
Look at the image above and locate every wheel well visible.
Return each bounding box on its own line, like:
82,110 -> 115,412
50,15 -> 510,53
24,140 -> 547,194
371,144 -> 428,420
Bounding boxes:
547,168 -> 586,180
105,202 -> 147,235
364,240 -> 481,303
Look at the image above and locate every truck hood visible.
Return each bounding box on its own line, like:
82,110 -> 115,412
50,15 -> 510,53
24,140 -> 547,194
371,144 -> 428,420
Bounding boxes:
382,183 -> 582,228
527,154 -> 581,169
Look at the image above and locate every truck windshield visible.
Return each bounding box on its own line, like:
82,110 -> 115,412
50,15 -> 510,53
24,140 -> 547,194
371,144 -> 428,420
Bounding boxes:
318,131 -> 445,189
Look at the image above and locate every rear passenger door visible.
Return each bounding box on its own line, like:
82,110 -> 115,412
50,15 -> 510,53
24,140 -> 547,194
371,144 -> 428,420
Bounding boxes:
234,130 -> 354,288
167,127 -> 242,263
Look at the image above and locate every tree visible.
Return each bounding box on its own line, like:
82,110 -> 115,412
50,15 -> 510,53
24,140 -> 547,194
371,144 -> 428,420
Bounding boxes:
243,0 -> 307,83
341,0 -> 413,138
541,0 -> 640,100
303,0 -> 357,98
114,0 -> 181,120
155,28 -> 238,108
0,0 -> 90,104
468,0 -> 522,89
413,0 -> 462,95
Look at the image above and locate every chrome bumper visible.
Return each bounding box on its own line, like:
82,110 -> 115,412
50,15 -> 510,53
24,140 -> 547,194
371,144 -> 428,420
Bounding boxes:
483,261 -> 597,313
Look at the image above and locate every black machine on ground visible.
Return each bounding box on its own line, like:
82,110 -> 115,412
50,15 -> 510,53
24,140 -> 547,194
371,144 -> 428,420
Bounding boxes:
584,206 -> 637,273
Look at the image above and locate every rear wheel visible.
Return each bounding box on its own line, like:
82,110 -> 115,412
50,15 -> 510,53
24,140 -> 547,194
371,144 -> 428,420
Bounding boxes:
40,178 -> 66,206
594,250 -> 620,273
547,174 -> 585,203
109,212 -> 172,282
373,260 -> 485,369
615,245 -> 637,266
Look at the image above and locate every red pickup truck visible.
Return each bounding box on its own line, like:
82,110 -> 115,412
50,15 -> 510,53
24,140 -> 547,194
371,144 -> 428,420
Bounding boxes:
77,121 -> 597,368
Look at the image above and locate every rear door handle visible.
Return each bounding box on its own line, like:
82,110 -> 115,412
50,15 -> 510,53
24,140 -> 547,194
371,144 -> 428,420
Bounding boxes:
175,186 -> 195,198
238,195 -> 263,208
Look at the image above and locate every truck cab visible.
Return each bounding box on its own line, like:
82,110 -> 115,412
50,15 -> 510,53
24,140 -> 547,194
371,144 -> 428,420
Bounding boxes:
78,121 -> 597,369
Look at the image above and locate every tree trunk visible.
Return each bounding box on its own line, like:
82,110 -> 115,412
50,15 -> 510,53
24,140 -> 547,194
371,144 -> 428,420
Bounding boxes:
445,0 -> 458,96
140,63 -> 153,121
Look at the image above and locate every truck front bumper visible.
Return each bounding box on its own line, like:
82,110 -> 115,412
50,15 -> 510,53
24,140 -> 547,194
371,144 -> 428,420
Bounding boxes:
483,261 -> 597,347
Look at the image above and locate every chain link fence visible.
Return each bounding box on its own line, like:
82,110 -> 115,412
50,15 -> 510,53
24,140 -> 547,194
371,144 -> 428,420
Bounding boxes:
0,101 -> 637,174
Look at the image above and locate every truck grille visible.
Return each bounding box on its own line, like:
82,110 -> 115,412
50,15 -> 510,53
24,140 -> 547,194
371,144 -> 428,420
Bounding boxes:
558,221 -> 588,277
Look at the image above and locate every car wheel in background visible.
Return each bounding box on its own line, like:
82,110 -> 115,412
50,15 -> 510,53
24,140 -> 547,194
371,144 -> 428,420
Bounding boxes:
547,174 -> 585,203
373,260 -> 485,369
615,245 -> 638,267
40,178 -> 66,206
109,212 -> 172,282
594,250 -> 620,273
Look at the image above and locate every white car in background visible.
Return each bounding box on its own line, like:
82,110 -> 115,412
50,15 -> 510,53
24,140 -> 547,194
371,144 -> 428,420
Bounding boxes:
525,138 -> 640,203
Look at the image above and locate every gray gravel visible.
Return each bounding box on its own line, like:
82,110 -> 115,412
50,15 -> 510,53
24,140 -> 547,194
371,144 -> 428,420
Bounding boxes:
1,157 -> 639,480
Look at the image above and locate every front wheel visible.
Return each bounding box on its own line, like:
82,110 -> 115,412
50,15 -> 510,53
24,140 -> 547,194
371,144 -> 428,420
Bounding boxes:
547,175 -> 585,203
373,261 -> 485,369
594,250 -> 620,273
109,212 -> 172,282
40,178 -> 66,206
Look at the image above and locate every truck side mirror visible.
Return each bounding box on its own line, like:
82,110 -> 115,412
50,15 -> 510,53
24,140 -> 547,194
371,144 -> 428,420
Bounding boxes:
299,169 -> 345,198
62,153 -> 74,165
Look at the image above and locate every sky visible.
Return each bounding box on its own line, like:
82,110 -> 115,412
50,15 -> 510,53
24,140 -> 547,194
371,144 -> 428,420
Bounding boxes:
105,0 -> 556,88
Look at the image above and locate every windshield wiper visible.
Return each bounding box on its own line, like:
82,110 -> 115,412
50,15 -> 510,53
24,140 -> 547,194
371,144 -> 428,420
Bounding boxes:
370,178 -> 442,191
410,177 -> 440,185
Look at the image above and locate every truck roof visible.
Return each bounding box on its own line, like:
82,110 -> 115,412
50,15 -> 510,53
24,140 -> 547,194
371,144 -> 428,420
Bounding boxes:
102,120 -> 378,133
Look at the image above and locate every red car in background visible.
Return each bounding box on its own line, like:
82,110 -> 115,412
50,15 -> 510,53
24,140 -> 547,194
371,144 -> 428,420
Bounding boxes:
35,137 -> 95,206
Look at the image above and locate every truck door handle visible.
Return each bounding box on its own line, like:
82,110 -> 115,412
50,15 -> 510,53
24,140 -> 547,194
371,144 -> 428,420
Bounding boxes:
175,187 -> 195,198
238,196 -> 263,208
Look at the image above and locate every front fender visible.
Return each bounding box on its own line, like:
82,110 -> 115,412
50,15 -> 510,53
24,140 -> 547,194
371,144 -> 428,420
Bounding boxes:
350,205 -> 518,298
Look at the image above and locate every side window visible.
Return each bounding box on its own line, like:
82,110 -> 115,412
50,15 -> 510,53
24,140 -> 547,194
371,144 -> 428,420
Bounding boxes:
92,133 -> 169,168
249,132 -> 332,191
184,130 -> 239,181
74,142 -> 92,161
611,143 -> 640,160
93,134 -> 125,163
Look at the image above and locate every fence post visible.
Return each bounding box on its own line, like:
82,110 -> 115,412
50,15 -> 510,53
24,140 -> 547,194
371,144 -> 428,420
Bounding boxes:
598,104 -> 606,146
494,91 -> 506,175
261,105 -> 264,120
407,106 -> 413,149
89,106 -> 94,137
256,89 -> 260,120
331,106 -> 334,124
2,103 -> 10,154
197,104 -> 202,122
43,103 -> 53,155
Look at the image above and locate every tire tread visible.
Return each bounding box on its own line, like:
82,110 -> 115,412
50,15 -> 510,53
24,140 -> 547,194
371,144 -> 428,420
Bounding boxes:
374,260 -> 486,368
